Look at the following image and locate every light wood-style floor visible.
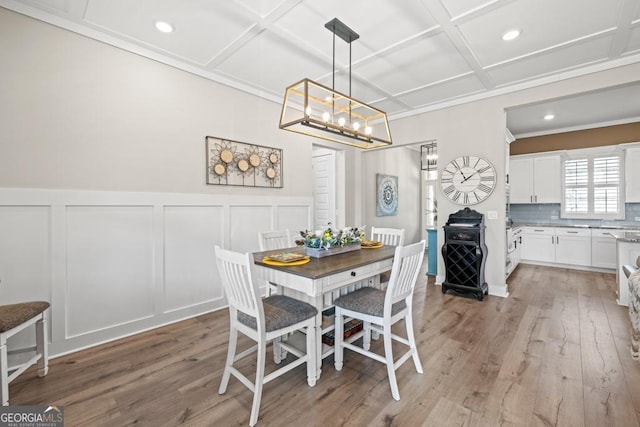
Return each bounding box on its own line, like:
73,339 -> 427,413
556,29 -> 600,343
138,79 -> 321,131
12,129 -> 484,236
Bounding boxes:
10,263 -> 640,426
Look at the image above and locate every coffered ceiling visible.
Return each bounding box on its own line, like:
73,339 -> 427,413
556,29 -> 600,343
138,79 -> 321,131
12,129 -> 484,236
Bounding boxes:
2,0 -> 640,136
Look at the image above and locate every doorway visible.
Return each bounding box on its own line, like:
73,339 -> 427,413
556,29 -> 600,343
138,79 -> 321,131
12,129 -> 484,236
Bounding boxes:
312,147 -> 337,231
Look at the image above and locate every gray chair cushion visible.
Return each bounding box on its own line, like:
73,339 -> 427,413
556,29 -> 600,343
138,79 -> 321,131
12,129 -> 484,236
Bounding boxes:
0,301 -> 50,333
238,295 -> 317,332
334,287 -> 406,317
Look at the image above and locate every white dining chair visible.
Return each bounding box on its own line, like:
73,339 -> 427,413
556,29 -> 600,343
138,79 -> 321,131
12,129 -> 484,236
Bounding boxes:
371,227 -> 406,286
333,240 -> 425,401
215,246 -> 317,426
258,229 -> 294,251
370,227 -> 405,247
1,301 -> 50,406
258,229 -> 295,298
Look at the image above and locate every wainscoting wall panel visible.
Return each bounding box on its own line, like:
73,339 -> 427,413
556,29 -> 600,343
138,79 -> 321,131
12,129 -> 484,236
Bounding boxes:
65,205 -> 155,337
163,206 -> 224,313
0,205 -> 52,354
229,205 -> 272,253
0,188 -> 313,357
276,205 -> 313,237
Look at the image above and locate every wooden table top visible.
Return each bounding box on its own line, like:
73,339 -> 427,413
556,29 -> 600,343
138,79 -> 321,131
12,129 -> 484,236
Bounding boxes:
253,245 -> 396,280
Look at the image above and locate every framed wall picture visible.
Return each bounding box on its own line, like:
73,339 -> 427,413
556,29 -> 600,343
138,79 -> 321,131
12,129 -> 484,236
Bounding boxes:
376,174 -> 398,216
206,136 -> 282,188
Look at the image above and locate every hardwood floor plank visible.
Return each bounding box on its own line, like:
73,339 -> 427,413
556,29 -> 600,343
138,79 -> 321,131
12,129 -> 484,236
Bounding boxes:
530,292 -> 585,427
8,264 -> 640,426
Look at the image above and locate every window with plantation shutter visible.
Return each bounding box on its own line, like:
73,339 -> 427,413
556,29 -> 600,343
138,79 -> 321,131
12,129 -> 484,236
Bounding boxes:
561,150 -> 624,219
593,156 -> 620,214
564,159 -> 588,214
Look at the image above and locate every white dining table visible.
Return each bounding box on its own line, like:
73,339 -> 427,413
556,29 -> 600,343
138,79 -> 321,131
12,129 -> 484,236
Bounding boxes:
252,245 -> 396,385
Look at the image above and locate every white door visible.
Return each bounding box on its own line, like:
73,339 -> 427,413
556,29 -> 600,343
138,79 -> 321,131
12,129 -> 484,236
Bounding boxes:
312,149 -> 336,231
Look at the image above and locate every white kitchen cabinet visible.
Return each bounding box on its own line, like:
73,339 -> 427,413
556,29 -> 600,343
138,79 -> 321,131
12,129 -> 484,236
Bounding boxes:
522,226 -> 591,266
626,146 -> 640,203
523,227 -> 556,262
591,229 -> 618,269
510,155 -> 561,204
555,228 -> 591,267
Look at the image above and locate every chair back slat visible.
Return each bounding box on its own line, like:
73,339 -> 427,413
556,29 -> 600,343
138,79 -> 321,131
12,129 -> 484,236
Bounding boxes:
258,230 -> 293,251
371,227 -> 405,247
215,246 -> 264,328
386,241 -> 426,308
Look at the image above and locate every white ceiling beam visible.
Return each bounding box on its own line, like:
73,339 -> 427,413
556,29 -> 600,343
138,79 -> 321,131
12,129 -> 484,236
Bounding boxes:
608,0 -> 639,58
421,0 -> 496,90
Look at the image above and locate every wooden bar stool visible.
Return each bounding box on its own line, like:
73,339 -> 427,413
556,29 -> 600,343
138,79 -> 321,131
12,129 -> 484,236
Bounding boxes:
0,301 -> 50,406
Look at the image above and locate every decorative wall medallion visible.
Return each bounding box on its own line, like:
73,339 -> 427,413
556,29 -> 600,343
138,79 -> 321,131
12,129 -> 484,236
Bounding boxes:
220,149 -> 234,163
376,173 -> 398,216
237,159 -> 249,172
249,154 -> 261,167
214,164 -> 226,175
206,136 -> 283,187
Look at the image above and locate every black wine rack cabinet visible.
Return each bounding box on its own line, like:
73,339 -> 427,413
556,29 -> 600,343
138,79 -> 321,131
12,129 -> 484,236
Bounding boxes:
441,208 -> 488,301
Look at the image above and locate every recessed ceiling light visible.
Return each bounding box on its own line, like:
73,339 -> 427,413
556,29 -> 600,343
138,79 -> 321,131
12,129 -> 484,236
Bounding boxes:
155,21 -> 174,33
544,114 -> 555,120
502,29 -> 521,41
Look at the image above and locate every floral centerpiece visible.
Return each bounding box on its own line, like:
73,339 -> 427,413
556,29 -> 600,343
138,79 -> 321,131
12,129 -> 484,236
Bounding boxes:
299,223 -> 365,258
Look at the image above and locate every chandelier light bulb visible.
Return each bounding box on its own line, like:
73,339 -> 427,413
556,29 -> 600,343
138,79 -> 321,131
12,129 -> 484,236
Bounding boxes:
365,126 -> 372,136
338,117 -> 346,127
353,122 -> 360,131
322,112 -> 330,122
305,106 -> 312,116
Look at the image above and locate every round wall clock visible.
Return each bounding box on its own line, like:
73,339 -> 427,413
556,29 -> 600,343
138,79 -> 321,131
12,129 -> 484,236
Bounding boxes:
440,155 -> 496,205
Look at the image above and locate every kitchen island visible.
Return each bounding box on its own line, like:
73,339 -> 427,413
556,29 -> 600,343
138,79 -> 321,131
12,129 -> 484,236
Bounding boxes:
610,231 -> 640,306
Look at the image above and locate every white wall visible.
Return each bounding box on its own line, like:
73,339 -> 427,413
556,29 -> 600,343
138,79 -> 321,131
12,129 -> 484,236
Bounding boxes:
387,62 -> 640,297
0,9 -> 315,356
0,9 -> 312,196
363,147 -> 422,243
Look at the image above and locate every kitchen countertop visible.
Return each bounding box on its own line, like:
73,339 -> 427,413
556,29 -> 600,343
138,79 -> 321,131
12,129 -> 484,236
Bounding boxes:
513,223 -> 640,231
608,231 -> 640,243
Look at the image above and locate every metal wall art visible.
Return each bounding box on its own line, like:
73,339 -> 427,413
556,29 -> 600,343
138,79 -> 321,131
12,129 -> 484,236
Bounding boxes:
206,136 -> 282,188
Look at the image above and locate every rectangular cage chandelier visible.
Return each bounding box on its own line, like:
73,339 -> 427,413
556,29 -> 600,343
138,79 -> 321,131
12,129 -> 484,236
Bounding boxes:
279,19 -> 392,149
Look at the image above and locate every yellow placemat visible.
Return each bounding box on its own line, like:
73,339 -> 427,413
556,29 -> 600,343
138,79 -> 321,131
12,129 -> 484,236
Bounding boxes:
262,257 -> 310,266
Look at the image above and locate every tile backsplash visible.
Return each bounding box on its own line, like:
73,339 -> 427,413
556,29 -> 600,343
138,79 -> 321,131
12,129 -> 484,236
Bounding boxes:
510,203 -> 640,227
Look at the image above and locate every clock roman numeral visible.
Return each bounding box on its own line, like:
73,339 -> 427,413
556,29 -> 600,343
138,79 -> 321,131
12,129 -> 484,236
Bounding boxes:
463,193 -> 470,205
480,175 -> 495,181
462,156 -> 470,166
453,191 -> 461,202
478,165 -> 492,174
441,176 -> 453,183
443,185 -> 455,195
451,159 -> 462,170
478,183 -> 493,193
444,167 -> 456,175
